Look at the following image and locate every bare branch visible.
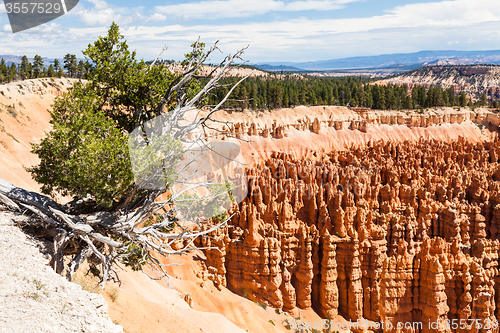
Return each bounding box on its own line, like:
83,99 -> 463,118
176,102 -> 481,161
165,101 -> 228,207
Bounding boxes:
149,45 -> 168,68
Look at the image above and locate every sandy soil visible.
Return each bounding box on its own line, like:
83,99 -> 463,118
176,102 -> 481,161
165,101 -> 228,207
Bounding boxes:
0,78 -> 76,192
100,264 -> 247,333
101,251 -> 350,333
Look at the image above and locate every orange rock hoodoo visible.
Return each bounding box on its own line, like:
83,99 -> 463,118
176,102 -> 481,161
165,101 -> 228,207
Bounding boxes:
200,138 -> 500,332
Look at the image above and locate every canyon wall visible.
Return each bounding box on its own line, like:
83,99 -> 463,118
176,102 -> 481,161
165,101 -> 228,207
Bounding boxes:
205,106 -> 490,168
0,78 -> 76,191
197,107 -> 500,332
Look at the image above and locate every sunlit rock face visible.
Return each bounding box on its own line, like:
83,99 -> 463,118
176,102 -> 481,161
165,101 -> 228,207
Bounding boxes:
199,137 -> 500,331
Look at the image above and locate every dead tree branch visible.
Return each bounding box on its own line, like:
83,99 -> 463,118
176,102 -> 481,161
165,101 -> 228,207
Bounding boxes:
0,41 -> 249,288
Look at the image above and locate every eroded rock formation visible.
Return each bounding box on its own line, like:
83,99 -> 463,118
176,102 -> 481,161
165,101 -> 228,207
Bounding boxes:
224,107 -> 475,139
199,138 -> 500,332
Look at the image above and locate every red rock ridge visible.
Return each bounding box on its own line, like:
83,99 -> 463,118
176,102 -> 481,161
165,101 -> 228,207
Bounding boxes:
201,106 -> 490,169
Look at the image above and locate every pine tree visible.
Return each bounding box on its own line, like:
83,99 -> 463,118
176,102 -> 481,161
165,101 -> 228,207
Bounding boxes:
63,54 -> 77,77
33,55 -> 44,78
0,59 -> 7,83
459,92 -> 467,107
77,60 -> 85,78
47,64 -> 56,77
18,55 -> 31,80
53,58 -> 62,77
9,63 -> 17,81
479,93 -> 488,107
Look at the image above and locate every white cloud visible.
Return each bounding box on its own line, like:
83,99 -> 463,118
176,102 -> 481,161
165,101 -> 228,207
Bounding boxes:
155,0 -> 357,20
87,0 -> 109,11
147,0 -> 500,40
2,0 -> 500,62
381,0 -> 500,29
77,7 -> 122,26
0,25 -> 108,58
151,0 -> 500,30
145,13 -> 167,23
73,0 -> 142,27
32,23 -> 62,34
117,0 -> 500,61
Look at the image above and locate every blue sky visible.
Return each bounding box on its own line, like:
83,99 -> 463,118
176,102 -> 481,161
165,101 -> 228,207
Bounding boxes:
1,0 -> 500,63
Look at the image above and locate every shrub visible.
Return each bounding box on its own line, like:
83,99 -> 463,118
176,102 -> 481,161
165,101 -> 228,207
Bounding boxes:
107,287 -> 119,302
32,278 -> 45,290
28,87 -> 134,207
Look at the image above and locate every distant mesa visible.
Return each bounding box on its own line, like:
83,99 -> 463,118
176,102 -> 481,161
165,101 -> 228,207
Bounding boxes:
251,64 -> 302,72
252,49 -> 500,73
379,64 -> 500,100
